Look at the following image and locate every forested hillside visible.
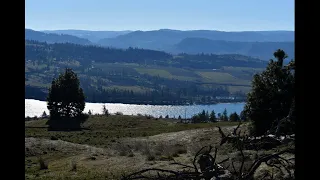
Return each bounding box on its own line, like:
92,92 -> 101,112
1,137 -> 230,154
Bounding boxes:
25,40 -> 267,104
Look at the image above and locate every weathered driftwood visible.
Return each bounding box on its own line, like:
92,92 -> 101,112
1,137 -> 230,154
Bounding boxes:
217,123 -> 294,151
121,126 -> 294,180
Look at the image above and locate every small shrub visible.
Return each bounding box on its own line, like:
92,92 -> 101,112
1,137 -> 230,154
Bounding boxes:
50,136 -> 59,140
71,160 -> 77,171
146,155 -> 155,161
119,151 -> 127,156
117,144 -> 131,156
128,153 -> 135,157
102,105 -> 109,116
172,153 -> 179,157
173,144 -> 188,154
38,157 -> 48,170
145,114 -> 154,119
159,155 -> 174,161
176,148 -> 187,154
133,141 -> 144,151
154,143 -> 166,156
115,112 -> 123,115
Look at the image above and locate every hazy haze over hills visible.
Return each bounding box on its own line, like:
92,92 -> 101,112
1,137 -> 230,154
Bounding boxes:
173,38 -> 294,60
26,28 -> 294,61
25,29 -> 92,45
42,30 -> 132,43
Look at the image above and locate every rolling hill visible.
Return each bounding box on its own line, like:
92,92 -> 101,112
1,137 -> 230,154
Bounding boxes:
96,29 -> 294,60
42,29 -> 132,43
173,38 -> 294,60
25,29 -> 92,45
25,40 -> 270,104
28,29 -> 294,61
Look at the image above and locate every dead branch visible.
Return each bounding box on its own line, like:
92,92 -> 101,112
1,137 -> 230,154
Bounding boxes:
243,148 -> 294,179
170,162 -> 194,169
233,122 -> 242,136
122,127 -> 294,180
218,158 -> 230,164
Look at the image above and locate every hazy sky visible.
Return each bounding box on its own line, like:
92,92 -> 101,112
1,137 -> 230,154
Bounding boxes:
25,0 -> 294,31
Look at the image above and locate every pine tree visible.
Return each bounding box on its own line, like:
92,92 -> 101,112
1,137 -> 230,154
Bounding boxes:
222,108 -> 228,121
41,111 -> 48,118
205,111 -> 210,122
209,110 -> 217,122
47,68 -> 85,120
102,104 -> 109,116
229,112 -> 240,122
243,49 -> 295,136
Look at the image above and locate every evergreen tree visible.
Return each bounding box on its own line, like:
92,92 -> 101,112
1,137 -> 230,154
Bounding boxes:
229,112 -> 240,122
102,104 -> 109,116
47,68 -> 85,120
209,110 -> 217,122
199,110 -> 206,122
205,111 -> 210,122
243,49 -> 295,136
217,113 -> 222,120
191,114 -> 201,123
222,108 -> 228,121
41,111 -> 48,118
240,110 -> 247,121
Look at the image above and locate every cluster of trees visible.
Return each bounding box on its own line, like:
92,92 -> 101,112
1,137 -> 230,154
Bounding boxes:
190,109 -> 243,123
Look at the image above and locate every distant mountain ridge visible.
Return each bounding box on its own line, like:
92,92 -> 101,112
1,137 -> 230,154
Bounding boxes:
173,38 -> 294,60
96,29 -> 294,60
98,29 -> 294,47
27,28 -> 294,61
25,29 -> 92,45
42,29 -> 132,42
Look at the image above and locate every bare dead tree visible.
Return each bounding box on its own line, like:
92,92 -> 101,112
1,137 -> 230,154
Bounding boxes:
122,126 -> 294,180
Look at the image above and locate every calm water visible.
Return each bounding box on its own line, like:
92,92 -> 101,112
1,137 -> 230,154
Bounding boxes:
25,99 -> 245,118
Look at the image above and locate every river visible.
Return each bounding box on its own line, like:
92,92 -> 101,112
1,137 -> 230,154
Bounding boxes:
25,99 -> 245,118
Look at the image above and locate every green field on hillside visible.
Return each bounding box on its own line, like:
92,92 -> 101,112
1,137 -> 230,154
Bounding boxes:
25,62 -> 261,93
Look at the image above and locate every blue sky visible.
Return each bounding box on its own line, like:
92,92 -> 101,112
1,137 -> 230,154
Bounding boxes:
25,0 -> 294,31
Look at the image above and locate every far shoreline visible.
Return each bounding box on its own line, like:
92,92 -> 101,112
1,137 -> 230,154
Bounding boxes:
25,98 -> 246,106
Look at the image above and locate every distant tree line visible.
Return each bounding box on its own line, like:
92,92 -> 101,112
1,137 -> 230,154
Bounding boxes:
25,40 -> 267,69
190,109 -> 243,123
